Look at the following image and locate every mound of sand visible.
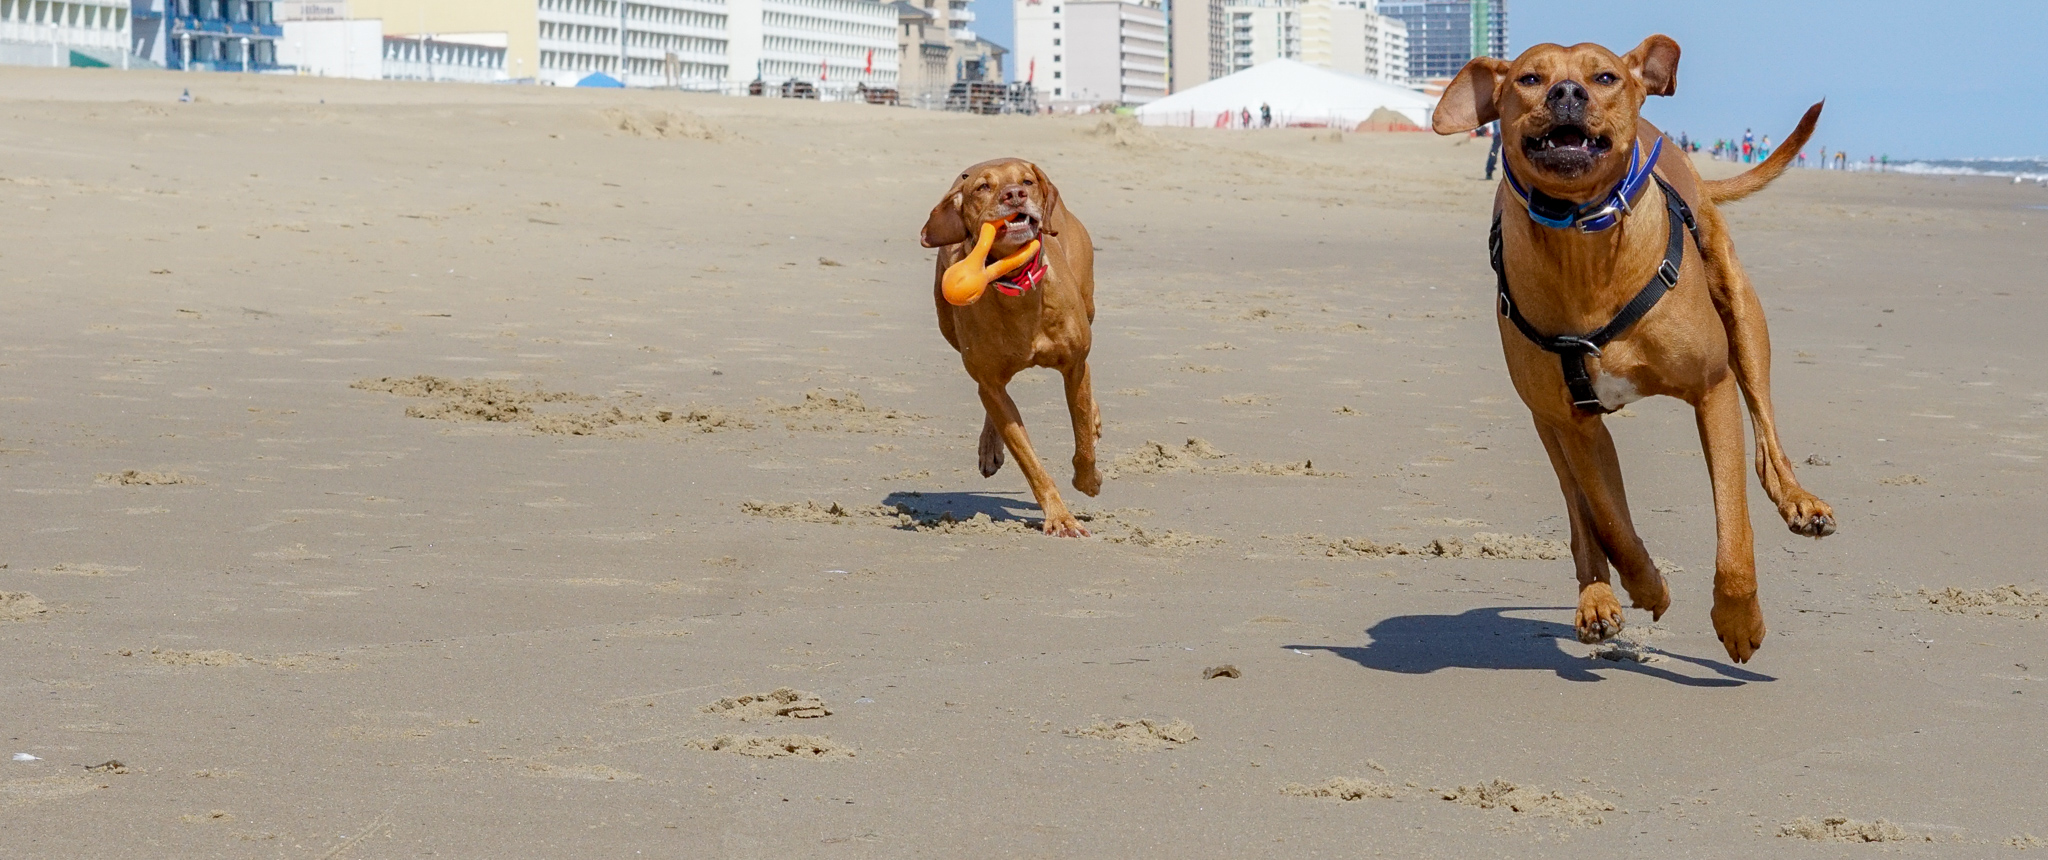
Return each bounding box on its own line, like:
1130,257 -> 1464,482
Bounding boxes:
1103,524 -> 1223,548
150,649 -> 247,667
1439,779 -> 1614,826
353,375 -> 589,423
95,470 -> 199,486
686,734 -> 852,759
1068,718 -> 1197,749
700,688 -> 831,721
1107,438 -> 1335,478
1282,777 -> 1398,801
740,499 -> 907,525
760,390 -> 920,433
1325,533 -> 1570,560
1916,585 -> 2048,618
602,108 -> 727,141
1778,816 -> 1929,843
0,591 -> 48,622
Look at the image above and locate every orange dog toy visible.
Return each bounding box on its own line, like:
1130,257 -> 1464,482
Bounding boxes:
941,222 -> 1041,306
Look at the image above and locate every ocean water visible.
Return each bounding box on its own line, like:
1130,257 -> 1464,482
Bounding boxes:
1893,157 -> 2048,180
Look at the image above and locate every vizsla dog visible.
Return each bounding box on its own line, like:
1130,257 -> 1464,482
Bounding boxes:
919,158 -> 1100,537
1432,36 -> 1834,662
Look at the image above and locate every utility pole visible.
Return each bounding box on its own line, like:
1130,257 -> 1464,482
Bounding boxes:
619,0 -> 628,82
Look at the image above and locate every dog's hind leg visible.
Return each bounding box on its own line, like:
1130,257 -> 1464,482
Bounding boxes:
979,382 -> 1087,537
1696,375 -> 1766,662
1061,360 -> 1102,497
978,413 -> 1006,477
1697,211 -> 1836,538
1536,418 -> 1671,643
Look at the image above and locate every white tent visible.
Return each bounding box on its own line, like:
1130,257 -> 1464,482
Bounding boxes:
1134,59 -> 1435,130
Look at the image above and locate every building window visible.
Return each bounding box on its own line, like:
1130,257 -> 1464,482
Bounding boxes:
1052,70 -> 1060,78
1052,38 -> 1060,45
1052,55 -> 1059,61
1052,22 -> 1058,28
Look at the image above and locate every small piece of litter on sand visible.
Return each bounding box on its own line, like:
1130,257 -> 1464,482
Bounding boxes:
13,753 -> 41,762
1203,665 -> 1241,679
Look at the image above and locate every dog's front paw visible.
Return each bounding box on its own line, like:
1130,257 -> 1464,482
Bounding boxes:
1041,511 -> 1091,538
1574,583 -> 1625,644
1711,592 -> 1767,663
978,433 -> 1006,478
1782,494 -> 1836,538
1072,460 -> 1102,497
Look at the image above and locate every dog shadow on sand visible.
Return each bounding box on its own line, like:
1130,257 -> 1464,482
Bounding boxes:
882,490 -> 1042,524
1290,607 -> 1775,687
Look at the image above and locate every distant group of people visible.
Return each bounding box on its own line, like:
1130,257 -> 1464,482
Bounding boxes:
1462,123 -> 1898,180
1700,127 -> 1891,172
1234,103 -> 1274,128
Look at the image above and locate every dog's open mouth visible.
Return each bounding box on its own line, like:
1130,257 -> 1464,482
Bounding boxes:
1523,124 -> 1612,176
999,211 -> 1040,237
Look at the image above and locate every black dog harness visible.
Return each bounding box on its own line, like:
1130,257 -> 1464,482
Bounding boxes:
1490,172 -> 1703,414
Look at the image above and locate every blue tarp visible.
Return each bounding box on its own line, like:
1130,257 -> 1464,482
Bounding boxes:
576,73 -> 624,88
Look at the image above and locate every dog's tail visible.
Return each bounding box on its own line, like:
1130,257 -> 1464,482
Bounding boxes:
1698,101 -> 1824,205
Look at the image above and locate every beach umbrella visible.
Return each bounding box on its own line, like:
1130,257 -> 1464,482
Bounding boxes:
576,72 -> 625,88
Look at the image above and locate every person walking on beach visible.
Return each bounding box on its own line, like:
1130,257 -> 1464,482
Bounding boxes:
1485,121 -> 1503,180
1818,145 -> 1828,169
1240,107 -> 1251,128
1260,103 -> 1272,128
1797,149 -> 1807,168
1742,127 -> 1755,163
1836,150 -> 1846,170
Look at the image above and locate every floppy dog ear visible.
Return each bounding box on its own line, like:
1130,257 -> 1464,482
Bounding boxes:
1432,56 -> 1510,134
1029,163 -> 1062,238
920,175 -> 970,248
1623,35 -> 1680,97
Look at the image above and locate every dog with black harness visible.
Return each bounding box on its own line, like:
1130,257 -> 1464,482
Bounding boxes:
1433,34 -> 1836,663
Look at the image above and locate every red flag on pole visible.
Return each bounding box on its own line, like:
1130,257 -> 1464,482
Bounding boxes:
1027,58 -> 1035,84
865,49 -> 873,75
820,57 -> 827,81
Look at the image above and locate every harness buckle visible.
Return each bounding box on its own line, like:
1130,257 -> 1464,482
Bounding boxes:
1552,336 -> 1602,358
1657,259 -> 1680,287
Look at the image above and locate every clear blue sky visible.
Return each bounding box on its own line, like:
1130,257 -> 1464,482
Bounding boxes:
967,0 -> 2048,159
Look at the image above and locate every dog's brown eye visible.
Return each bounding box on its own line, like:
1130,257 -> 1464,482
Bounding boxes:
1022,179 -> 1035,186
1594,72 -> 1619,85
978,182 -> 990,192
1517,73 -> 1540,86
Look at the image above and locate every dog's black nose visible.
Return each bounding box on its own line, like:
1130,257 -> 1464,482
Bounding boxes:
1546,80 -> 1589,120
999,185 -> 1030,205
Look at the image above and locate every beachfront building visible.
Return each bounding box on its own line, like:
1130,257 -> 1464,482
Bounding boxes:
1180,0 -> 1401,88
1375,0 -> 1503,84
344,0 -> 895,90
1319,0 -> 1406,85
382,32 -> 507,82
1167,0 -> 1223,92
1222,0 -> 1295,73
1013,0 -> 1163,107
0,0 -> 134,68
891,0 -> 1000,105
129,0 -> 286,71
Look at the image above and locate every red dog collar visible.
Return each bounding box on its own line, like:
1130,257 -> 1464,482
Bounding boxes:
991,248 -> 1047,297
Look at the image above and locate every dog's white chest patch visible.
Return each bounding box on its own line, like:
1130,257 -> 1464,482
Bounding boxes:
1592,373 -> 1644,411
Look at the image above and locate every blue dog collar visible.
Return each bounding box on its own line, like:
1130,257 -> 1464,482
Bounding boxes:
1504,136 -> 1664,233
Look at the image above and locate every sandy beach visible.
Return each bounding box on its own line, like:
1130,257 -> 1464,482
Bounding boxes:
1,67 -> 2045,857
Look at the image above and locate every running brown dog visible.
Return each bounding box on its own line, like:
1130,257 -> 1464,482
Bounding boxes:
919,158 -> 1100,537
1432,36 -> 1834,662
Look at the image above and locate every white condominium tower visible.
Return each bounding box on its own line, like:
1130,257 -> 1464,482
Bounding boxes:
1172,0 -> 1403,88
349,0 -> 898,89
1013,0 -> 1164,106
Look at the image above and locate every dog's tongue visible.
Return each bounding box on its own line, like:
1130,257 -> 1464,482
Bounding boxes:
1553,127 -> 1587,148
